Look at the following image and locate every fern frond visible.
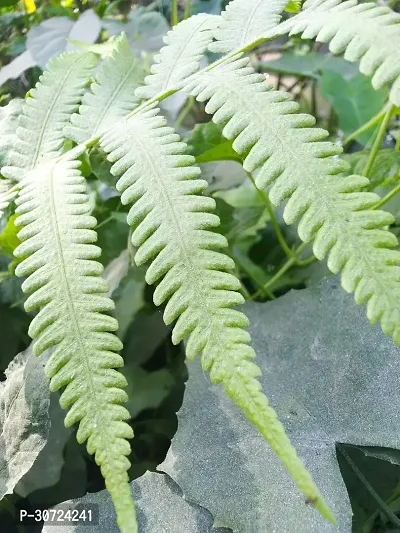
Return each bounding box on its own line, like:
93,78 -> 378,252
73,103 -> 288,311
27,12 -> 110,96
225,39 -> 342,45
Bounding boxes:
135,14 -> 221,101
99,106 -> 333,521
183,56 -> 400,343
0,180 -> 18,221
13,149 -> 136,533
2,52 -> 97,181
208,0 -> 288,55
65,35 -> 144,144
280,0 -> 400,105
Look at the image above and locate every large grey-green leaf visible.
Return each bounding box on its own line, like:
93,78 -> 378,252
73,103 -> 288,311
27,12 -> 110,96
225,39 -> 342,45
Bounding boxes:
0,346 -> 50,499
14,395 -> 72,498
103,8 -> 169,56
320,70 -> 387,146
41,471 -> 230,532
161,278 -> 400,532
27,10 -> 101,69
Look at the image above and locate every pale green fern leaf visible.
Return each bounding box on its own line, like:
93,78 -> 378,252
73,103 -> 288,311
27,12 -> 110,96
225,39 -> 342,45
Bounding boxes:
208,0 -> 289,55
135,14 -> 221,100
280,0 -> 400,105
65,35 -> 144,144
99,106 -> 333,521
13,149 -> 137,533
183,56 -> 400,343
2,52 -> 97,181
0,180 -> 18,221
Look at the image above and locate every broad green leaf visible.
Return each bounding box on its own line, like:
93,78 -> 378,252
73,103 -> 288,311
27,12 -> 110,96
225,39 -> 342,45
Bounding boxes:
0,346 -> 50,500
258,51 -> 358,80
95,210 -> 129,266
161,278 -> 400,532
185,121 -> 241,163
343,149 -> 400,189
41,472 -> 223,532
0,214 -> 21,257
320,70 -> 388,146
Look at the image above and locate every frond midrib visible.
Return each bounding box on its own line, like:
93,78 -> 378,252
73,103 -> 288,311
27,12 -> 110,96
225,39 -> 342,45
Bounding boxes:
47,164 -> 104,425
133,130 -> 218,338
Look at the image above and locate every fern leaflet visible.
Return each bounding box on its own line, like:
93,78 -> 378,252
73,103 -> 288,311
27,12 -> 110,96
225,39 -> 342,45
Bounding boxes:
2,52 -> 97,181
14,150 -> 136,533
280,0 -> 400,105
99,106 -> 333,521
209,0 -> 289,54
65,35 -> 144,144
183,56 -> 400,342
135,14 -> 221,101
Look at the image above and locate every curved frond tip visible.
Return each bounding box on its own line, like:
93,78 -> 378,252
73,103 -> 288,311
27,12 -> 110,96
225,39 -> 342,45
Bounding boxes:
2,51 -> 97,181
99,105 -> 333,521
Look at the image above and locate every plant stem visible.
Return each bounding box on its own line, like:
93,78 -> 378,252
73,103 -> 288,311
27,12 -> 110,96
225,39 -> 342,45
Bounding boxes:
246,172 -> 297,261
362,103 -> 395,178
246,172 -> 315,266
174,96 -> 195,129
343,105 -> 388,147
250,242 -> 310,300
396,133 -> 400,151
337,445 -> 400,529
184,0 -> 191,19
373,183 -> 400,210
171,0 -> 179,26
95,215 -> 113,230
230,249 -> 275,300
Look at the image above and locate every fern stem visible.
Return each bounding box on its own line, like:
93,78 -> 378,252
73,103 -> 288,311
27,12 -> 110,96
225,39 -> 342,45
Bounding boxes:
372,183 -> 400,210
396,133 -> 400,151
229,248 -> 275,300
184,0 -> 191,19
337,445 -> 400,529
246,172 -> 298,262
250,242 -> 309,300
343,105 -> 388,147
174,96 -> 195,129
363,103 -> 395,178
171,0 -> 179,26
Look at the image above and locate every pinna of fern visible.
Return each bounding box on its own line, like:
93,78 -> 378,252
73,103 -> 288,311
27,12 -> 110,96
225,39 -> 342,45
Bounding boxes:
1,50 -> 139,533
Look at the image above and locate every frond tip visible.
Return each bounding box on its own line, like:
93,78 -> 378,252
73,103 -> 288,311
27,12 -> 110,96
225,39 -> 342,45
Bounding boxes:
65,34 -> 144,144
2,51 -> 97,181
99,105 -> 334,522
13,152 -> 137,533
